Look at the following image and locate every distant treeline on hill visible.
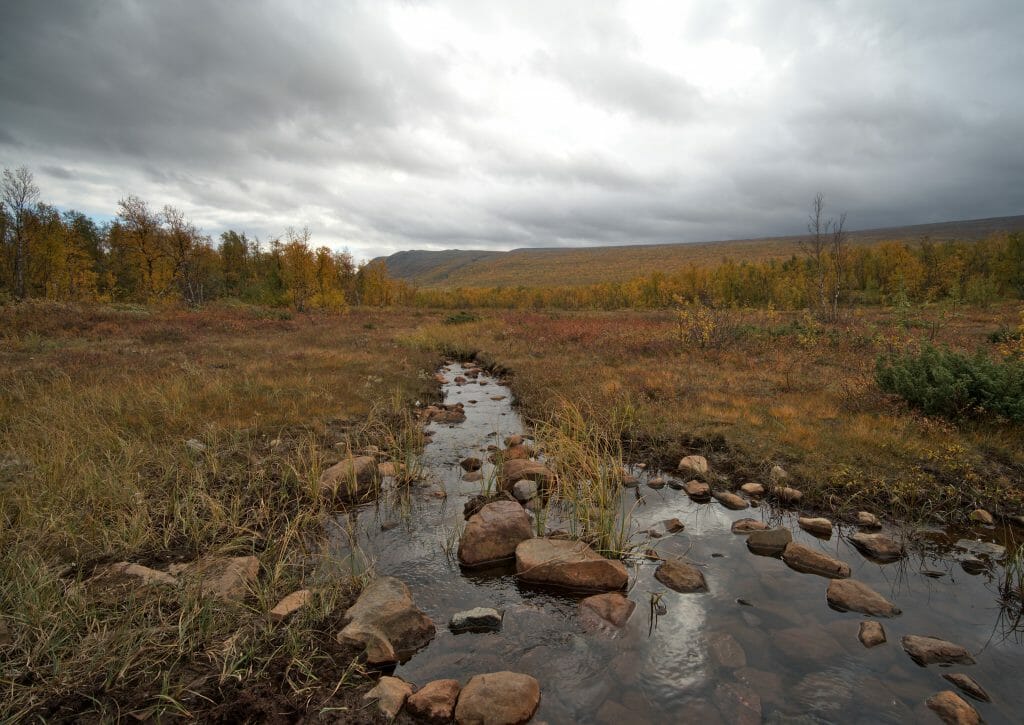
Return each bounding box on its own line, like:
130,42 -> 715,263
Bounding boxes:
2,166 -> 1022,311
0,167 -> 414,309
412,232 -> 1024,310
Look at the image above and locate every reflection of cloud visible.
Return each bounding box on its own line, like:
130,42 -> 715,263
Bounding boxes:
2,1 -> 1021,260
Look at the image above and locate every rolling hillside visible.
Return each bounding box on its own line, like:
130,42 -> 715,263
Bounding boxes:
379,215 -> 1024,289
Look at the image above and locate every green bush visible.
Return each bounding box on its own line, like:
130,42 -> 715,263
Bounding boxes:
876,344 -> 1024,421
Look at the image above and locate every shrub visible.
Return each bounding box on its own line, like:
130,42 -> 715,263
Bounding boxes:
443,310 -> 480,325
876,344 -> 1024,421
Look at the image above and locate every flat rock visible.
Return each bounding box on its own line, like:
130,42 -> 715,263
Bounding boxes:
968,509 -> 994,525
647,518 -> 685,538
498,458 -> 555,491
782,542 -> 850,579
580,592 -> 636,630
774,486 -> 803,504
854,511 -> 881,529
104,562 -> 177,587
746,527 -> 792,556
450,607 -> 503,633
683,479 -> 711,500
458,500 -> 534,567
849,532 -> 904,562
270,589 -> 312,621
516,538 -> 628,591
740,482 -> 765,496
926,690 -> 981,724
511,479 -> 538,503
677,455 -> 709,476
714,491 -> 749,510
732,518 -> 768,534
942,673 -> 990,702
454,671 -> 540,725
797,517 -> 833,537
955,538 -> 1006,559
337,576 -> 435,665
901,635 -> 975,666
858,620 -> 887,648
171,555 -> 260,600
407,679 -> 461,724
826,579 -> 901,617
654,558 -> 708,593
364,676 -> 413,720
708,631 -> 747,669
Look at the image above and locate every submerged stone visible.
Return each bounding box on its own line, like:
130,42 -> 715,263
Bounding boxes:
901,635 -> 975,666
450,607 -> 504,633
782,542 -> 850,579
926,690 -> 981,725
826,579 -> 900,617
858,620 -> 887,648
746,527 -> 792,556
654,558 -> 708,593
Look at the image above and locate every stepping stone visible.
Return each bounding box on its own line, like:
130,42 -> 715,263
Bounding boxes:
774,486 -> 803,504
926,690 -> 981,725
746,527 -> 792,556
683,480 -> 711,500
516,538 -> 628,591
849,532 -> 904,562
732,518 -> 768,534
458,501 -> 533,567
580,592 -> 636,629
858,620 -> 886,648
782,542 -> 850,579
740,482 -> 765,496
455,672 -> 540,725
654,558 -> 707,593
798,517 -> 833,537
449,607 -> 503,633
826,579 -> 901,617
942,673 -> 990,703
407,679 -> 460,724
713,491 -> 749,510
901,635 -> 975,666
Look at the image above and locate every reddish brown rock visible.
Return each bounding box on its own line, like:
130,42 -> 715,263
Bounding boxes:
740,482 -> 765,496
798,516 -> 833,537
826,579 -> 901,617
677,455 -> 709,476
901,635 -> 975,666
516,538 -> 628,591
336,576 -> 435,665
454,671 -> 540,725
683,479 -> 711,500
270,589 -> 312,621
942,673 -> 990,703
926,690 -> 981,724
654,558 -> 708,593
782,542 -> 850,579
731,518 -> 768,534
458,501 -> 534,567
498,458 -> 555,491
713,491 -> 749,510
580,592 -> 636,630
406,679 -> 461,724
363,676 -> 413,719
319,455 -> 379,499
858,620 -> 887,648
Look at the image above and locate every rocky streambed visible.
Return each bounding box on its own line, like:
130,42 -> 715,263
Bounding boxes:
329,363 -> 1022,724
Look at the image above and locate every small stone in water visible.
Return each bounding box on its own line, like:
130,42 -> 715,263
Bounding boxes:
858,620 -> 886,648
449,607 -> 504,633
798,516 -> 833,537
942,673 -> 990,703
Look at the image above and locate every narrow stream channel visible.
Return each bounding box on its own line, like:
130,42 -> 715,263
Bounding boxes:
328,363 -> 1022,723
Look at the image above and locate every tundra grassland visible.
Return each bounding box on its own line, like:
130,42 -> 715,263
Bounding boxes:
409,302 -> 1024,523
0,302 -> 440,722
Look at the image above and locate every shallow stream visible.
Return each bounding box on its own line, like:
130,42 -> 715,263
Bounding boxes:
328,363 -> 1022,723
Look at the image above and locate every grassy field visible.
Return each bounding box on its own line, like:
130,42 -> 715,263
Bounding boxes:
0,302 -> 441,721
2,299 -> 1022,721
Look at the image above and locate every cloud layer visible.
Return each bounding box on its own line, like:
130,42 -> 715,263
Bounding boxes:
2,0 -> 1021,260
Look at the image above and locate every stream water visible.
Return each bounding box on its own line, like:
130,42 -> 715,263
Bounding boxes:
328,363 -> 1022,723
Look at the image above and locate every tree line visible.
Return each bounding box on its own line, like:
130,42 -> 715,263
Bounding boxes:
0,167 -> 414,309
3,167 -> 1021,314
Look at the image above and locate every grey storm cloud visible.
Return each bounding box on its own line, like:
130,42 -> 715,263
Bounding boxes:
1,0 -> 1022,260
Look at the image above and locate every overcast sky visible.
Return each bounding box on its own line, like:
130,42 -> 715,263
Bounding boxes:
1,1 -> 1022,261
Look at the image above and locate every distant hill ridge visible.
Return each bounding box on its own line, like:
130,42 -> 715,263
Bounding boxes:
377,214 -> 1024,289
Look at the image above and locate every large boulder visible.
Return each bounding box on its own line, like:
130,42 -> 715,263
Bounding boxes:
363,676 -> 413,720
782,543 -> 850,579
336,576 -> 435,665
849,532 -> 904,562
654,558 -> 708,592
454,671 -> 540,725
579,592 -> 635,630
826,579 -> 901,617
407,679 -> 461,724
926,691 -> 981,724
746,527 -> 792,556
319,455 -> 379,500
515,538 -> 627,591
901,635 -> 975,666
498,458 -> 555,492
458,501 -> 534,567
